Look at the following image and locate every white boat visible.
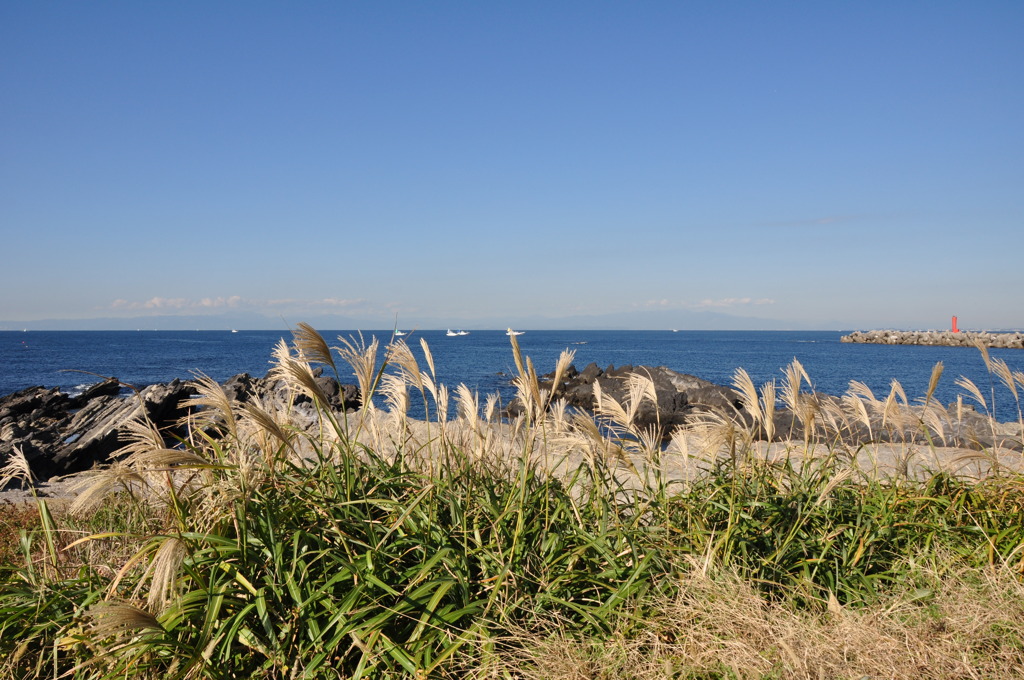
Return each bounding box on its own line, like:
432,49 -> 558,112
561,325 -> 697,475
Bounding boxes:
446,329 -> 458,337
506,328 -> 524,336
457,330 -> 470,336
394,330 -> 407,336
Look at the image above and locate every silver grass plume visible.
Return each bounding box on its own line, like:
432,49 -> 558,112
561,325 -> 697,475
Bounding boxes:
592,379 -> 632,432
955,375 -> 988,412
814,468 -> 856,507
380,372 -> 410,417
0,446 -> 34,490
631,422 -> 662,461
731,368 -> 762,432
292,323 -> 338,374
847,380 -> 879,404
509,334 -> 542,421
182,372 -> 238,439
760,380 -> 777,442
420,337 -> 436,381
780,359 -> 813,439
625,371 -> 659,430
455,383 -> 480,426
387,339 -> 423,392
568,411 -> 631,469
881,380 -> 901,434
115,416 -> 169,462
453,384 -> 486,459
919,362 -> 945,410
419,372 -> 450,425
844,380 -> 878,441
540,348 -> 576,415
779,359 -> 810,412
240,398 -> 297,459
484,393 -> 499,423
677,409 -> 738,461
881,379 -> 912,443
547,398 -> 571,434
335,332 -> 380,410
87,601 -> 163,641
991,358 -> 1018,402
268,338 -> 332,408
922,403 -> 948,446
68,463 -> 148,516
125,448 -> 215,471
435,383 -> 450,424
973,338 -> 993,372
914,362 -> 947,446
143,536 -> 187,611
842,393 -> 873,440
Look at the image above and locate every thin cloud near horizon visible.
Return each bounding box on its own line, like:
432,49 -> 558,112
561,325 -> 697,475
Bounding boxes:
756,215 -> 861,229
639,298 -> 776,310
105,296 -> 368,314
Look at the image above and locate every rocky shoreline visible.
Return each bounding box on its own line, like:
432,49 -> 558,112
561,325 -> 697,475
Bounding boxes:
2,362 -> 1023,492
841,329 -> 1024,349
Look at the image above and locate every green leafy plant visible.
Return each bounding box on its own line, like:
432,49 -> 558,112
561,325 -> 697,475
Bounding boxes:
2,327 -> 1023,679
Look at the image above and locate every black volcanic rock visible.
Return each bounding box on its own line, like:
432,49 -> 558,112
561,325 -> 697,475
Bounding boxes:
48,379 -> 197,478
222,373 -> 260,404
0,385 -> 69,423
0,372 -> 362,486
68,377 -> 122,408
514,361 -> 1024,450
519,362 -> 747,436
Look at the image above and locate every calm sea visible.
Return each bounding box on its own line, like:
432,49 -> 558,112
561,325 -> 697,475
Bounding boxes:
2,330 -> 1023,421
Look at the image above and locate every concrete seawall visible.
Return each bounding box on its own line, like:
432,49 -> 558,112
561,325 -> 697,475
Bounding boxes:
841,330 -> 1024,349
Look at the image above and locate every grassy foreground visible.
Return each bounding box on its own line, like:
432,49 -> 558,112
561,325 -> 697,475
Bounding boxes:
2,325 -> 1023,679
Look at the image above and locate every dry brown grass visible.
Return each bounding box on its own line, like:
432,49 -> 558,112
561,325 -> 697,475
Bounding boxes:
474,562 -> 1024,680
0,501 -> 41,568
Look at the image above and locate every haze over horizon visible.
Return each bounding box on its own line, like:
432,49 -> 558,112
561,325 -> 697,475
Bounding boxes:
2,3 -> 1021,332
0,310 -> 1011,334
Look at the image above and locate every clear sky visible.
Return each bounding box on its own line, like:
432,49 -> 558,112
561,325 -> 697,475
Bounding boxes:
2,2 -> 1021,330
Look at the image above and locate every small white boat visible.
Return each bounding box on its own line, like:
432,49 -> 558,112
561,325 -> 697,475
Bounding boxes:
394,330 -> 407,336
457,330 -> 470,336
506,328 -> 524,336
446,329 -> 458,337
231,329 -> 238,333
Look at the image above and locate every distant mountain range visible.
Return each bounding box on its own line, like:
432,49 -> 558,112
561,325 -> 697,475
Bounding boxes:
2,309 -> 842,331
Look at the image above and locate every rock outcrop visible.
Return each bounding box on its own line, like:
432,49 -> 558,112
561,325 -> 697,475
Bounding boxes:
510,362 -> 747,435
0,379 -> 198,483
511,362 -> 1023,452
0,371 -> 361,487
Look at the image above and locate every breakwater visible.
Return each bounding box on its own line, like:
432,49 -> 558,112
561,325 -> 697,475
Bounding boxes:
841,329 -> 1024,349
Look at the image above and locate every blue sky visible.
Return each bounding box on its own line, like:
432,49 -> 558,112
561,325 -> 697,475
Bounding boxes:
2,2 -> 1021,330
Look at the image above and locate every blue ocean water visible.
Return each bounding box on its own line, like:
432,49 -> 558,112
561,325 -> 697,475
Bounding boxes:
2,330 -> 1023,422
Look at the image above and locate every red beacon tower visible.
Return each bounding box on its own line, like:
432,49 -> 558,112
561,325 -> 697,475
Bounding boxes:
952,316 -> 959,333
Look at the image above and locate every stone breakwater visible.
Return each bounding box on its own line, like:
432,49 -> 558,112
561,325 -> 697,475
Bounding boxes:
841,330 -> 1024,349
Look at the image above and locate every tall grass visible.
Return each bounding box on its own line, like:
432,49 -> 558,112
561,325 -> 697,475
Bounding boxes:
1,327 -> 1023,679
